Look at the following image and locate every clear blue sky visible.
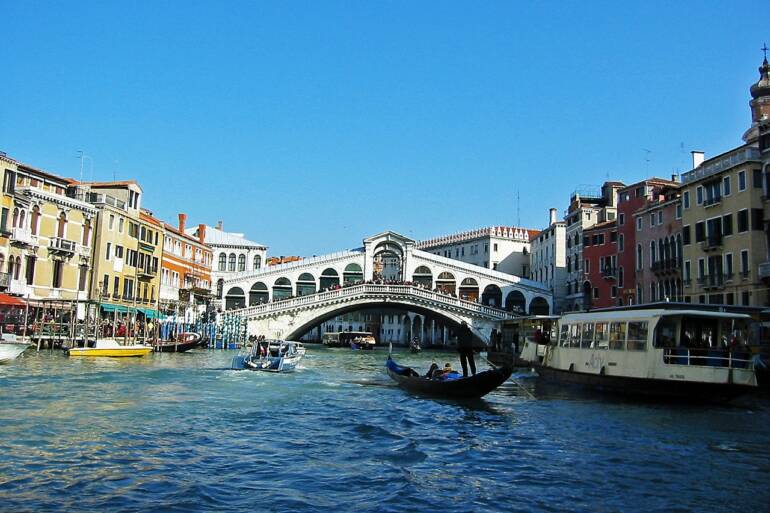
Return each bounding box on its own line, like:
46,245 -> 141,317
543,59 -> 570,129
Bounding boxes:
1,1 -> 767,256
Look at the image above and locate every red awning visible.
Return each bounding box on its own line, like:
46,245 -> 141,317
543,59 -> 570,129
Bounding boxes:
0,293 -> 26,307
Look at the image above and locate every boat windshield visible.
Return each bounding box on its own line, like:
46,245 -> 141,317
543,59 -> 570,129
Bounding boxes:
655,315 -> 753,349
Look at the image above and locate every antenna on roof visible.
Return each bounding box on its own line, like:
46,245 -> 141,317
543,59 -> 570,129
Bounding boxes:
642,148 -> 652,174
516,190 -> 521,227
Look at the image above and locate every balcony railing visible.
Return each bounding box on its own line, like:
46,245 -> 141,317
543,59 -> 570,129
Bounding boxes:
11,227 -> 33,245
759,262 -> 770,280
601,267 -> 617,280
700,235 -> 722,251
86,192 -> 126,210
698,274 -> 727,291
49,237 -> 76,254
652,258 -> 682,275
137,266 -> 158,279
703,195 -> 722,207
0,272 -> 10,289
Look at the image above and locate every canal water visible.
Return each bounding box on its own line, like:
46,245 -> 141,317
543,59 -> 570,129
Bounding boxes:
1,347 -> 769,513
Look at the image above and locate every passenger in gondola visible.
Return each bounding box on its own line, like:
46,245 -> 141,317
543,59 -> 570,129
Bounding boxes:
425,362 -> 439,378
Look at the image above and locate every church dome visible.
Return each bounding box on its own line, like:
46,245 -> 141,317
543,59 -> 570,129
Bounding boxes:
750,57 -> 770,100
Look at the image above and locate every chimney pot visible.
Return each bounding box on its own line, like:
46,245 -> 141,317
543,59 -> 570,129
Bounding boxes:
549,208 -> 558,226
216,220 -> 223,231
178,213 -> 187,233
198,223 -> 206,244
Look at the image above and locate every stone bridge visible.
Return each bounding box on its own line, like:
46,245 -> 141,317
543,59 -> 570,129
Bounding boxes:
221,231 -> 552,341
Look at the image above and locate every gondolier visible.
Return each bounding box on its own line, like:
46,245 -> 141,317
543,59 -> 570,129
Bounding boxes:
457,321 -> 476,377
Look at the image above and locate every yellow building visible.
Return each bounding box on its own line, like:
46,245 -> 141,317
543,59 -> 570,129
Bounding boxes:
2,159 -> 95,307
0,153 -> 17,292
71,181 -> 163,331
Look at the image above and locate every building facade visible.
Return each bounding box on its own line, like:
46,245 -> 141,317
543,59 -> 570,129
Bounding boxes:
582,220 -> 619,308
160,214 -> 213,315
529,208 -> 567,313
417,226 -> 538,277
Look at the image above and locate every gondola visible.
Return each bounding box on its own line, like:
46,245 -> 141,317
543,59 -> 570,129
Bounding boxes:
153,332 -> 203,353
386,354 -> 512,399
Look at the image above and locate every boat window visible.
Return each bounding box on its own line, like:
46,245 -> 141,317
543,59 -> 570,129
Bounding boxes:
627,321 -> 648,351
581,323 -> 594,349
654,318 -> 678,348
594,322 -> 609,350
718,318 -> 750,348
569,324 -> 581,348
558,324 -> 569,347
609,322 -> 626,350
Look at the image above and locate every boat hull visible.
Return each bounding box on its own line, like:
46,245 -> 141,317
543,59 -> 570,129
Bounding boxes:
154,338 -> 202,353
386,357 -> 512,399
67,347 -> 152,358
537,366 -> 753,403
0,342 -> 31,363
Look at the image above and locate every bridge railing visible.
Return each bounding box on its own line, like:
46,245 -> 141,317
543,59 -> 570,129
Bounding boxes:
223,250 -> 364,283
230,284 -> 517,319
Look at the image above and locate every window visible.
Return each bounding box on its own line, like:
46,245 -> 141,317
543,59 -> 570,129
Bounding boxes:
683,191 -> 690,209
109,214 -> 115,230
115,245 -> 124,259
619,266 -> 624,287
658,211 -> 663,225
752,208 -> 764,231
238,254 -> 246,271
676,202 -> 682,219
696,186 -> 703,204
738,170 -> 746,191
627,321 -> 648,351
493,243 -> 498,252
609,322 -> 626,350
740,250 -> 749,277
737,209 -> 749,232
682,225 -> 691,245
619,213 -> 625,225
694,222 -> 705,242
753,169 -> 763,188
102,274 -> 110,295
217,253 -> 226,272
650,213 -> 656,227
636,244 -> 643,270
119,217 -> 124,233
228,253 -> 236,271
698,258 -> 705,278
3,169 -> 16,194
52,260 -> 63,288
106,242 -> 112,260
25,256 -> 36,285
723,176 -> 731,196
253,255 -> 262,270
636,217 -> 642,231
78,265 -> 88,291
618,233 -> 624,252
684,260 -> 691,282
742,291 -> 750,305
722,214 -> 733,236
581,323 -> 594,349
595,323 -> 609,349
725,253 -> 733,277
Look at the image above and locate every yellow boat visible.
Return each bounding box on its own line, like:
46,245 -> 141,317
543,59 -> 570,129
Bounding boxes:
67,339 -> 153,358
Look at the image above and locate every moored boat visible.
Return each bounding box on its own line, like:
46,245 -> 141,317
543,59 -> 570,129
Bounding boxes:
153,332 -> 203,353
0,334 -> 32,363
386,355 -> 512,399
531,308 -> 757,402
231,339 -> 305,372
66,339 -> 153,358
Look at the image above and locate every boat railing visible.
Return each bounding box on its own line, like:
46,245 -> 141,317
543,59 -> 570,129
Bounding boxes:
662,348 -> 754,369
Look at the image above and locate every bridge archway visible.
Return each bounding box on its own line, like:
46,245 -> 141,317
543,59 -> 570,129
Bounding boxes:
482,284 -> 502,307
436,272 -> 456,295
273,277 -> 293,300
249,282 -> 269,305
343,263 -> 363,285
529,296 -> 550,315
411,266 -> 433,288
459,278 -> 479,302
296,273 -> 317,296
505,290 -> 526,313
372,241 -> 404,281
225,286 -> 246,310
320,268 -> 340,290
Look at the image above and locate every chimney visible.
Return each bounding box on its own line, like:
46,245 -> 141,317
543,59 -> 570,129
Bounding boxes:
178,213 -> 187,233
691,151 -> 705,169
549,208 -> 558,226
197,223 -> 206,244
216,220 -> 223,231
671,173 -> 679,183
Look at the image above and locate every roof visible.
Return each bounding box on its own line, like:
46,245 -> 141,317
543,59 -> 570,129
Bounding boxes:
186,225 -> 266,249
619,177 -> 679,192
139,210 -> 163,227
78,180 -> 143,191
561,308 -> 751,322
163,223 -> 209,247
583,220 -> 616,232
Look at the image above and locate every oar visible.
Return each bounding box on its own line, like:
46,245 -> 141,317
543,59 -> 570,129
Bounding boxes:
480,350 -> 536,400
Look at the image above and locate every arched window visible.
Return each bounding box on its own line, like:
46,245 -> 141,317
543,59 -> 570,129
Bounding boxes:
253,255 -> 262,270
636,244 -> 643,270
31,206 -> 40,236
218,253 -> 227,271
228,253 -> 236,272
13,256 -> 21,280
57,212 -> 67,239
238,254 -> 246,272
216,279 -> 224,298
19,209 -> 26,228
12,208 -> 19,228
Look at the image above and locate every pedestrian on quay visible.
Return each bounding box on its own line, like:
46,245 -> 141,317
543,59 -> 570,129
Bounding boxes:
457,321 -> 476,377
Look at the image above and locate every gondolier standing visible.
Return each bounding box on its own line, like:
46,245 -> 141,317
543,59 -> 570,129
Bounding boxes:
457,321 -> 476,377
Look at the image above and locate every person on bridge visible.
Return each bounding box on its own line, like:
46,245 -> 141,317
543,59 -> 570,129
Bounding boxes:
457,321 -> 476,377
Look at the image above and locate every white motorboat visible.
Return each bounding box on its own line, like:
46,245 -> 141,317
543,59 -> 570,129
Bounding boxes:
231,340 -> 305,372
0,333 -> 32,363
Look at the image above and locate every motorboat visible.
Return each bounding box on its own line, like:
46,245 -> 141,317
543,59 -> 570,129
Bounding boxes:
386,354 -> 512,399
524,307 -> 757,402
153,332 -> 203,353
231,340 -> 305,372
66,339 -> 153,358
0,333 -> 32,363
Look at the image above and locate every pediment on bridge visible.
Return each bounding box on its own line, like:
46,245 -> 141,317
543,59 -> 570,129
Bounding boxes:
363,231 -> 415,247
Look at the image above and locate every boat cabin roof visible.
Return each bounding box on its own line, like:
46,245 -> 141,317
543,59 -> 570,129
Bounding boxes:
559,309 -> 752,323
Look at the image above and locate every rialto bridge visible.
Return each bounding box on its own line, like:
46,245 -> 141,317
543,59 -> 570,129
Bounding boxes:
220,232 -> 552,343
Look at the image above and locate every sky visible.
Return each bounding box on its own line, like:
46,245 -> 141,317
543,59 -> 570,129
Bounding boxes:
1,1 -> 768,257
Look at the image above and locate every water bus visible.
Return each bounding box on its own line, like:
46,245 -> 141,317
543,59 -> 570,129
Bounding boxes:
489,315 -> 559,367
322,331 -> 376,350
521,307 -> 757,401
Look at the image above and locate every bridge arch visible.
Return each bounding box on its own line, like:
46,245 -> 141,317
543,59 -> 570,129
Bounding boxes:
273,277 -> 293,300
343,263 -> 363,285
411,266 -> 432,288
319,268 -> 340,290
436,272 -> 456,295
482,284 -> 502,307
225,286 -> 246,310
529,296 -> 550,315
296,273 -> 317,296
249,282 -> 269,305
458,277 -> 479,302
505,290 -> 526,313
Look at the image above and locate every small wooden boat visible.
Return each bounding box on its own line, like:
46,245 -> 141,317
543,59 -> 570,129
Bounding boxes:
153,332 -> 203,353
386,355 -> 512,399
67,339 -> 153,358
231,340 -> 306,372
0,334 -> 32,363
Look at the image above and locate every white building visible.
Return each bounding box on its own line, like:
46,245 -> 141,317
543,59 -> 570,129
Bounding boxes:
416,226 -> 538,277
185,221 -> 267,307
529,208 -> 568,313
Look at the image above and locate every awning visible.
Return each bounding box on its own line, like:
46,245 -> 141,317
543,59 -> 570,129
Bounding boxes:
0,293 -> 27,307
137,308 -> 159,319
100,304 -> 129,314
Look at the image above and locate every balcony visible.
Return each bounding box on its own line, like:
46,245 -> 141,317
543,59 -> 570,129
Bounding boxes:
700,235 -> 722,252
10,227 -> 34,246
601,267 -> 617,280
759,262 -> 770,281
703,195 -> 722,208
698,274 -> 727,291
85,192 -> 126,211
9,279 -> 28,295
49,237 -> 76,255
137,266 -> 158,280
652,258 -> 682,276
0,272 -> 10,289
